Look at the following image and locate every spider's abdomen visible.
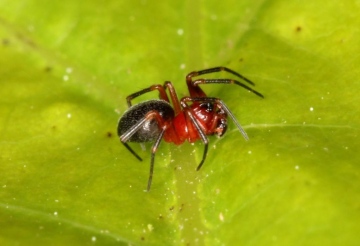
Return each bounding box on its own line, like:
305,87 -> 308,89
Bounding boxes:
118,99 -> 175,142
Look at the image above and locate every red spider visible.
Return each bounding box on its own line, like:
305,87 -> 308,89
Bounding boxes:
117,67 -> 263,191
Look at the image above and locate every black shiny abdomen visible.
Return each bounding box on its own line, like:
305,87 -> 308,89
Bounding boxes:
117,99 -> 175,142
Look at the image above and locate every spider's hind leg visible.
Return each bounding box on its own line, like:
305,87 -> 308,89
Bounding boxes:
126,84 -> 171,107
122,142 -> 142,161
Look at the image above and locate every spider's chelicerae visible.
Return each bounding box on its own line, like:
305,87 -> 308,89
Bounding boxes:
117,66 -> 263,191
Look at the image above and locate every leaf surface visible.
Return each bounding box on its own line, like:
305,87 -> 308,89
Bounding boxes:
0,1 -> 359,245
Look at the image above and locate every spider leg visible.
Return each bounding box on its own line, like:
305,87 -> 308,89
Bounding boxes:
187,66 -> 255,85
122,142 -> 142,161
186,66 -> 264,98
163,81 -> 181,114
182,97 -> 249,140
119,116 -> 151,161
147,128 -> 166,191
126,84 -> 170,107
186,110 -> 209,171
119,110 -> 170,191
193,78 -> 264,98
180,99 -> 209,171
120,117 -> 149,142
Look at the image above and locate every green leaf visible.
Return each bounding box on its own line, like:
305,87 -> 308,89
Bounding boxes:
0,1 -> 359,245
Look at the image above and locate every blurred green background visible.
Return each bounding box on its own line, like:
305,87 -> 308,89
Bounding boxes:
0,1 -> 359,245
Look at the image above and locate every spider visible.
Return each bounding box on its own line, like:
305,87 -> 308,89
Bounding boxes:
117,66 -> 263,191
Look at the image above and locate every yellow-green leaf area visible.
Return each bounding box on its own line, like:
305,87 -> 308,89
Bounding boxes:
0,1 -> 359,245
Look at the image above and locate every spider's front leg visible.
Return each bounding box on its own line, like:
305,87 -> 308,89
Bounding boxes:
182,97 -> 249,140
180,96 -> 250,171
186,66 -> 264,98
187,66 -> 255,85
179,98 -> 210,171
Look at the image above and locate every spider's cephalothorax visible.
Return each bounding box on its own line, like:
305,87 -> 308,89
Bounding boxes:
192,102 -> 228,137
117,66 -> 264,191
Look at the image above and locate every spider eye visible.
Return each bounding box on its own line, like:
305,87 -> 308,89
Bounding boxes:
200,103 -> 213,112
